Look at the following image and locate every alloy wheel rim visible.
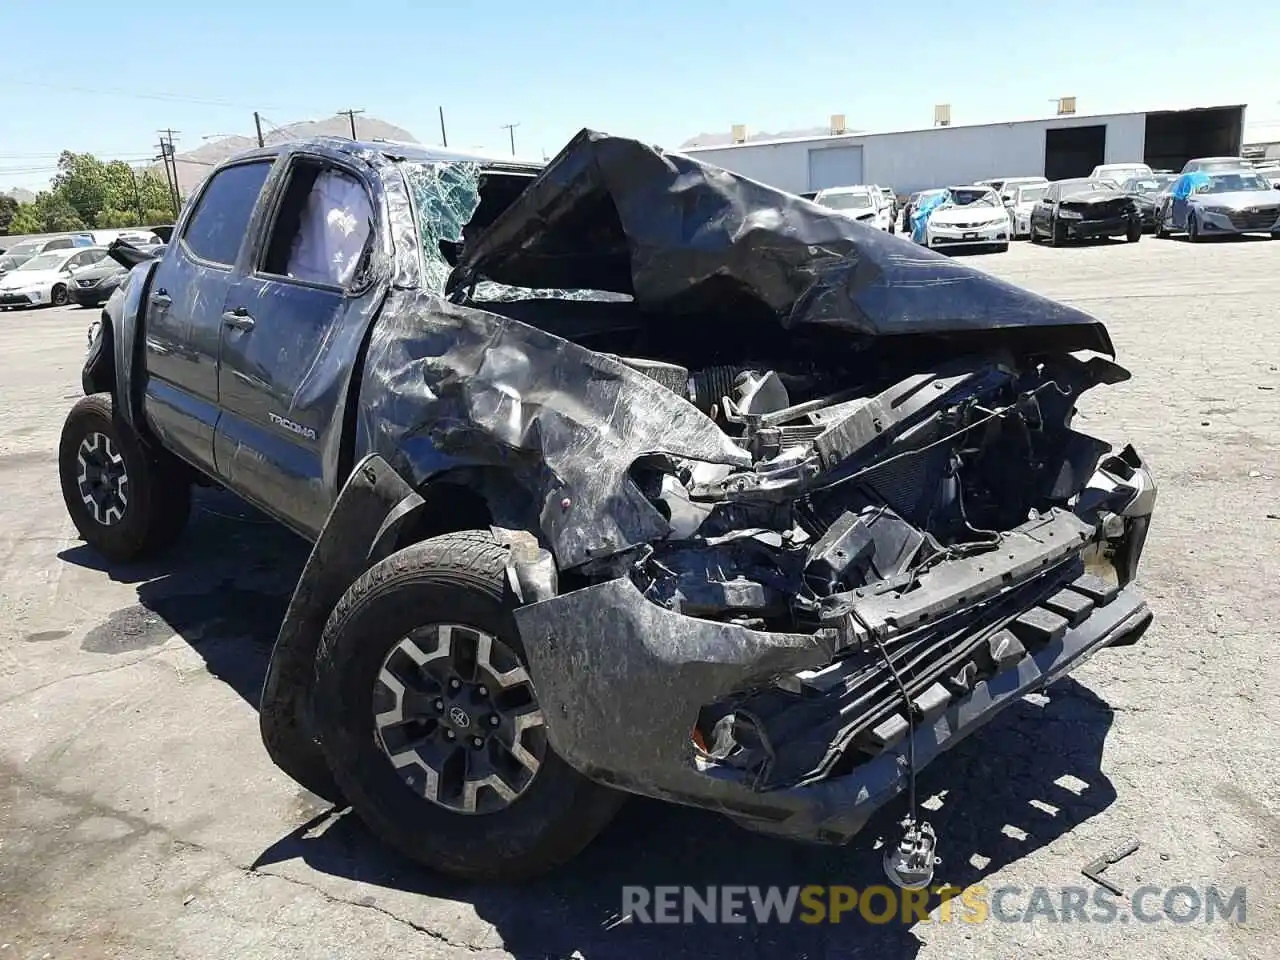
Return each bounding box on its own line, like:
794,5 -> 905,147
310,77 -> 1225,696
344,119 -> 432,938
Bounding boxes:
373,623 -> 547,815
76,431 -> 129,526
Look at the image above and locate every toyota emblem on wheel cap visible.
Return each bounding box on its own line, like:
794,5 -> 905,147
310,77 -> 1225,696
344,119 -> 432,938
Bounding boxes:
448,706 -> 471,728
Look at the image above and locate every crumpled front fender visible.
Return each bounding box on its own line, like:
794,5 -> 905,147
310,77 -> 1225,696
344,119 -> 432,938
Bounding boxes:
514,577 -> 837,804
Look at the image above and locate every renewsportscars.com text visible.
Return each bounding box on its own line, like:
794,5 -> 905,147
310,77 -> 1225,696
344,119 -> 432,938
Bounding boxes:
619,884 -> 1246,926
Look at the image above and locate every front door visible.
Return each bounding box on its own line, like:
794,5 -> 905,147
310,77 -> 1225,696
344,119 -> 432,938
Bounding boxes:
142,159 -> 275,475
213,155 -> 379,538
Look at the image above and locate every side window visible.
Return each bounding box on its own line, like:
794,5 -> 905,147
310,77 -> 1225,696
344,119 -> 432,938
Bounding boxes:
83,249 -> 107,265
260,159 -> 374,289
47,238 -> 73,251
1046,186 -> 1058,202
181,160 -> 273,267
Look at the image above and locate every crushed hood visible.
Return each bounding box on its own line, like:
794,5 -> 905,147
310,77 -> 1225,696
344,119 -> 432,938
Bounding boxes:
1060,189 -> 1129,206
448,130 -> 1113,354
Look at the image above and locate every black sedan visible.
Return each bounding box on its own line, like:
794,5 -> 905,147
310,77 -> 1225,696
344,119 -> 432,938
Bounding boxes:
66,257 -> 128,307
1029,178 -> 1142,245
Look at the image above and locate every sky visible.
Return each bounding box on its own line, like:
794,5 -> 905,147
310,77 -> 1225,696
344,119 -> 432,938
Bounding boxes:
3,0 -> 1280,193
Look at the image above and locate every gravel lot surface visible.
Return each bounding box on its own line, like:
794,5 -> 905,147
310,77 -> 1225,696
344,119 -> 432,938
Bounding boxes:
1,235 -> 1277,959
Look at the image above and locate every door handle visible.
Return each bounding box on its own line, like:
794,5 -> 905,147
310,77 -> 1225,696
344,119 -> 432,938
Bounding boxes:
221,309 -> 256,331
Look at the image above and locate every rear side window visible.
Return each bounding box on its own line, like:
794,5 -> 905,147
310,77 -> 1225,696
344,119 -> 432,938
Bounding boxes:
46,238 -> 73,250
181,161 -> 273,267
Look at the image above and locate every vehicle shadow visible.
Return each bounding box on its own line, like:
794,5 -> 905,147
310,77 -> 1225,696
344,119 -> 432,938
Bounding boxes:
57,486 -> 308,707
63,504 -> 1118,957
251,680 -> 1116,958
1172,233 -> 1272,243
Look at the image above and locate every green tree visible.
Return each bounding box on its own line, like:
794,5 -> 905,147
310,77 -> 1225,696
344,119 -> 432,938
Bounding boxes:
8,192 -> 87,234
137,171 -> 175,217
51,151 -> 112,226
0,194 -> 18,234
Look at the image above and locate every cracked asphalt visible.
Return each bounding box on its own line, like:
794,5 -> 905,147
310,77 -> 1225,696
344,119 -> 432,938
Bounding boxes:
1,235 -> 1277,959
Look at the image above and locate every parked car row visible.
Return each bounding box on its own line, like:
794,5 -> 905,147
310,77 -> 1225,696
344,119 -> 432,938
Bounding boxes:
0,244 -> 134,310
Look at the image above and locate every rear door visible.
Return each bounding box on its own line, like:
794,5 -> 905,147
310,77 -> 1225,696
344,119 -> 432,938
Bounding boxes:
143,158 -> 276,475
213,151 -> 380,538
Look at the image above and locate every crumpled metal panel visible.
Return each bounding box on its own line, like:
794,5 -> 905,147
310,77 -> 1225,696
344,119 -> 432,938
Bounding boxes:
449,130 -> 1114,355
355,291 -> 752,569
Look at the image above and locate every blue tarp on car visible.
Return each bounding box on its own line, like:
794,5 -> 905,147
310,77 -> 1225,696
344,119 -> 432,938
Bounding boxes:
910,190 -> 950,243
1172,172 -> 1212,199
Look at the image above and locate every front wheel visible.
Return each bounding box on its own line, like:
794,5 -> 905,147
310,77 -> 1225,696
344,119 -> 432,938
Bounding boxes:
51,284 -> 68,307
1187,212 -> 1202,242
313,532 -> 626,881
1126,221 -> 1142,243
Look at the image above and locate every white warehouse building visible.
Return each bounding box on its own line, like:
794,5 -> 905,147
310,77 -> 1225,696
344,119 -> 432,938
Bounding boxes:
679,105 -> 1246,196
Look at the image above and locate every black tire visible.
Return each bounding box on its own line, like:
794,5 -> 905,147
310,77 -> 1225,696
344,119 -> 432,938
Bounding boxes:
1155,208 -> 1170,238
1187,211 -> 1202,242
58,394 -> 191,562
1029,220 -> 1041,244
1126,221 -> 1142,243
51,284 -> 68,307
1049,217 -> 1066,246
313,531 -> 626,881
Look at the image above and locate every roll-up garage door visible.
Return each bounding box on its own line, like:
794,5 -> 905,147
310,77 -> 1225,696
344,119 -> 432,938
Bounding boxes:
808,145 -> 864,190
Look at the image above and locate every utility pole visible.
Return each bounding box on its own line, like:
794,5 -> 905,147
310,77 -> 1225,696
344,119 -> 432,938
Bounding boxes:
438,106 -> 448,148
338,108 -> 365,140
500,122 -> 520,156
156,129 -> 181,217
127,166 -> 144,223
253,111 -> 265,148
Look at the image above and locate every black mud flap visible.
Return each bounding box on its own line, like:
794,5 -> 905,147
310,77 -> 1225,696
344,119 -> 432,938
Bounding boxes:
259,455 -> 422,801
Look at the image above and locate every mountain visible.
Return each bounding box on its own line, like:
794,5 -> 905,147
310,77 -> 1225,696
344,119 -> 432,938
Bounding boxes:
162,114 -> 420,196
679,125 -> 861,150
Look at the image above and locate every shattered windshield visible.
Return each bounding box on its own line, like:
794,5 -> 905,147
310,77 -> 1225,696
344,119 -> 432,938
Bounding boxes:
819,192 -> 874,211
946,188 -> 998,207
400,159 -> 630,304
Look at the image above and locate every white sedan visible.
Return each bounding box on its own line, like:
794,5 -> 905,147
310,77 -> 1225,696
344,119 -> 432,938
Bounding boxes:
0,247 -> 110,309
923,186 -> 1012,252
1007,182 -> 1049,239
813,185 -> 894,231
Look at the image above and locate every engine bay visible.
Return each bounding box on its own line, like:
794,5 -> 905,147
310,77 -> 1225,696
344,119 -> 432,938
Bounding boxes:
612,346 -> 1124,640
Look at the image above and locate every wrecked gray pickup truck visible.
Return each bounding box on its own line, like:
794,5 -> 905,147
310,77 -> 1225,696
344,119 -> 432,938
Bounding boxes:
58,129 -> 1155,882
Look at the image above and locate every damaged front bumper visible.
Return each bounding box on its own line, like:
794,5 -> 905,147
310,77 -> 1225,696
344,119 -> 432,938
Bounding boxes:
513,455 -> 1155,844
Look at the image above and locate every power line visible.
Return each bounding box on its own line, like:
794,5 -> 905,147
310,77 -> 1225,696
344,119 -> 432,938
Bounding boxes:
0,75 -> 314,112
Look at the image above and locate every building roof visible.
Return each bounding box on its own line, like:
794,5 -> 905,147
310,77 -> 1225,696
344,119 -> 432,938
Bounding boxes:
682,103 -> 1249,154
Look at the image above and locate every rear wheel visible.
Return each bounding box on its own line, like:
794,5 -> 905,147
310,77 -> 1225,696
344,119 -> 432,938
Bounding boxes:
58,394 -> 191,562
313,531 -> 625,881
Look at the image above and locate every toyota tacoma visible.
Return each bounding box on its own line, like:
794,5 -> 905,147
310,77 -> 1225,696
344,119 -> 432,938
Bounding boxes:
59,130 -> 1156,882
